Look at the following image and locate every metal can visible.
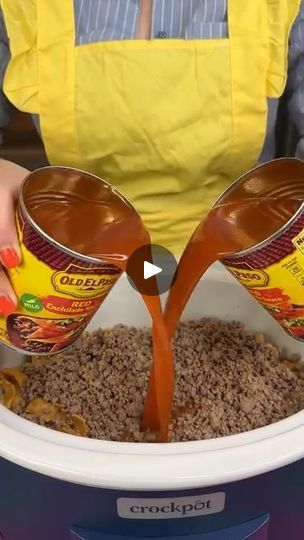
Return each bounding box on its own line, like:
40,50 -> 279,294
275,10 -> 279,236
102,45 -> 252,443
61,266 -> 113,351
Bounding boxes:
216,158 -> 304,341
1,166 -> 136,355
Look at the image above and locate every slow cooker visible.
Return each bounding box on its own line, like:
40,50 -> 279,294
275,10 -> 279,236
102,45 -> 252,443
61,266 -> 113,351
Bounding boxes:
0,264 -> 303,539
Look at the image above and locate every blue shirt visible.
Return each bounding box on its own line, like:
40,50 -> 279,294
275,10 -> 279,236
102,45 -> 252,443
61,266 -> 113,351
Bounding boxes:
75,0 -> 229,43
0,0 -> 304,163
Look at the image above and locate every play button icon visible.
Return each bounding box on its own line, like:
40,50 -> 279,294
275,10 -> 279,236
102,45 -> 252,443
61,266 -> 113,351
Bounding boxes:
144,261 -> 162,280
126,244 -> 177,296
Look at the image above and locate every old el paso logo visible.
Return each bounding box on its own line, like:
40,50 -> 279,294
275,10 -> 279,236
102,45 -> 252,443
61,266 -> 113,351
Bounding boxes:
228,266 -> 268,288
117,493 -> 225,520
52,265 -> 119,298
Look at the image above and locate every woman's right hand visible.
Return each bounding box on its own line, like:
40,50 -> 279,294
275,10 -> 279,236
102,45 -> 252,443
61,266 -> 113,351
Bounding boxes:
0,159 -> 29,315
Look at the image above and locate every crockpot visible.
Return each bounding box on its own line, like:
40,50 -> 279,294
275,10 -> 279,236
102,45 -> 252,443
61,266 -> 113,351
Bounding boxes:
0,263 -> 303,539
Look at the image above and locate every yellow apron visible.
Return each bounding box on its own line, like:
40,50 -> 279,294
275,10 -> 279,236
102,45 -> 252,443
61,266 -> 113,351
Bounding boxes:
1,0 -> 300,254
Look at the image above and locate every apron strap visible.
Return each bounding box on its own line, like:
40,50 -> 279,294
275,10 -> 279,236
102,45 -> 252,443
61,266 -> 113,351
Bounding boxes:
37,0 -> 80,167
229,0 -> 300,100
228,0 -> 269,174
266,0 -> 301,98
1,0 -> 38,114
227,0 -> 300,173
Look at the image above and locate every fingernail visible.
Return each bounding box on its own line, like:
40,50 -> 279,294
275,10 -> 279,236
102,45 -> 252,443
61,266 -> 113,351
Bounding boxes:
0,295 -> 15,316
0,247 -> 19,269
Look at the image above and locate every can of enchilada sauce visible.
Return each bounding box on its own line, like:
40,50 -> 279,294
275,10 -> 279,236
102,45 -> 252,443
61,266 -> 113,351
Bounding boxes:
1,166 -> 146,355
164,158 -> 304,345
218,158 -> 304,341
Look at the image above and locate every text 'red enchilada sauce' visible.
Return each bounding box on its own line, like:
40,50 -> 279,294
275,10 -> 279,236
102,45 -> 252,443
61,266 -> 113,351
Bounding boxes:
3,167 -> 173,442
165,159 -> 304,344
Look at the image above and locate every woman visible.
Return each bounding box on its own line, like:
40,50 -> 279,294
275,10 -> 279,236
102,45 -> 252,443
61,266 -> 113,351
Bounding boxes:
0,0 -> 303,315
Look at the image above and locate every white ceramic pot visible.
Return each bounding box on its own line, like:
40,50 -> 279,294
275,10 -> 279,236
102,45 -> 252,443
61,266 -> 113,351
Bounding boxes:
0,263 -> 303,492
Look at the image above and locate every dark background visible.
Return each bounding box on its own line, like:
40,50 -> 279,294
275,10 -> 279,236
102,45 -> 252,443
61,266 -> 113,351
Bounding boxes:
0,112 -> 48,170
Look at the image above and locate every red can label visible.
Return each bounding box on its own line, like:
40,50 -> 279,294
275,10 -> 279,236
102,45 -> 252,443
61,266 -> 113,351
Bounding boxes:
223,209 -> 304,341
1,207 -> 121,355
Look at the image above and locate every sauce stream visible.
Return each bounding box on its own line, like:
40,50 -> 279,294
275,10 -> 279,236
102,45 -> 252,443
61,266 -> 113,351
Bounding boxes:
24,184 -> 174,442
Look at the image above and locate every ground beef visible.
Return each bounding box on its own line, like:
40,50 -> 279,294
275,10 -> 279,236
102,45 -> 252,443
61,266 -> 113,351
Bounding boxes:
13,318 -> 304,442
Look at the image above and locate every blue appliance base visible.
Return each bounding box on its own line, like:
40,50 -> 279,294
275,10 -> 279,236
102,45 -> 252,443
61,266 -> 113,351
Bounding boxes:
0,456 -> 303,539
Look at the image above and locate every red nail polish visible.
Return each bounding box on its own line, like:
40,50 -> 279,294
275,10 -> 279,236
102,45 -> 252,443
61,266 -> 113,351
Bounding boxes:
0,247 -> 19,269
0,296 -> 15,316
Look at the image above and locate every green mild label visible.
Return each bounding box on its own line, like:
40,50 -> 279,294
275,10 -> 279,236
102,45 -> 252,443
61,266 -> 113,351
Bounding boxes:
20,293 -> 43,313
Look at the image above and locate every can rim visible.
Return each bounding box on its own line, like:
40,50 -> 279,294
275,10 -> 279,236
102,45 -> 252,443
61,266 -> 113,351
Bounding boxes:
213,157 -> 304,260
19,165 -> 140,266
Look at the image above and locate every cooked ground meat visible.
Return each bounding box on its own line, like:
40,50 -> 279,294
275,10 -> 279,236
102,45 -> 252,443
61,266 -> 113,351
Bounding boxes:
12,318 -> 304,442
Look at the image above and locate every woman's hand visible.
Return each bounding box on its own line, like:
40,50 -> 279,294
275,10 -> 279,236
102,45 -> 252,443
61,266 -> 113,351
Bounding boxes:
0,159 -> 29,315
